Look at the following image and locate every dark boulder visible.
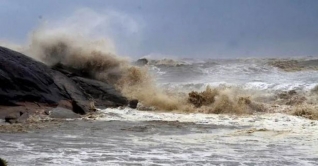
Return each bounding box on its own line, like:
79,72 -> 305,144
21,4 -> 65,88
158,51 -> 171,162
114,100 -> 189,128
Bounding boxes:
0,46 -> 66,105
52,63 -> 92,78
52,63 -> 130,108
70,76 -> 129,108
51,72 -> 89,113
0,46 -> 129,119
134,58 -> 148,66
0,46 -> 92,114
129,99 -> 138,109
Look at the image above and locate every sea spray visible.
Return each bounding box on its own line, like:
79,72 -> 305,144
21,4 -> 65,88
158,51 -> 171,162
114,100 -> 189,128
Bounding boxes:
3,31 -> 318,116
188,86 -> 266,114
2,27 -> 189,111
5,28 -> 267,113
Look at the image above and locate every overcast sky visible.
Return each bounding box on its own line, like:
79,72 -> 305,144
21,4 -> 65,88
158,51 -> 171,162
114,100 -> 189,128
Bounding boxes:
1,0 -> 318,58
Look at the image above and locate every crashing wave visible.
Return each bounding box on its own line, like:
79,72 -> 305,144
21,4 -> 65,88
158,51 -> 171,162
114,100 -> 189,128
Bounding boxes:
2,24 -> 318,119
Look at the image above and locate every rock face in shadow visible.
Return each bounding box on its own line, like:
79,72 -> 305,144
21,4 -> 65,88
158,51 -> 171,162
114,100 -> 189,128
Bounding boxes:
70,76 -> 128,108
52,63 -> 130,108
52,71 -> 89,114
0,46 -> 67,106
129,99 -> 138,109
0,46 -> 129,119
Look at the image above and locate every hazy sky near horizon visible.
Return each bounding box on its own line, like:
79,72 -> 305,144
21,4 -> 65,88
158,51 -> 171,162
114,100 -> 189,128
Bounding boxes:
0,0 -> 318,58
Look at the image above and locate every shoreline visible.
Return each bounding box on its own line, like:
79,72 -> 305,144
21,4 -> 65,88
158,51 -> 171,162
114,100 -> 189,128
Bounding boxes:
1,105 -> 317,133
1,108 -> 317,165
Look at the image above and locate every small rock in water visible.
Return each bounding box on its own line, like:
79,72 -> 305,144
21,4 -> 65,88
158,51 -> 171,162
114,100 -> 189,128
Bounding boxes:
4,111 -> 24,124
135,58 -> 148,66
129,99 -> 138,109
17,112 -> 29,123
49,107 -> 81,119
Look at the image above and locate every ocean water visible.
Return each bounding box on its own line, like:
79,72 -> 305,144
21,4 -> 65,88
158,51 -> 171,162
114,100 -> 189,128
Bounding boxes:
150,58 -> 318,92
1,109 -> 318,166
1,58 -> 318,166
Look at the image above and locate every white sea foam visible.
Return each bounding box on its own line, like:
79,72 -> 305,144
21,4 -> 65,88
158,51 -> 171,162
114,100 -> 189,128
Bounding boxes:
1,108 -> 317,165
95,108 -> 318,165
100,108 -> 318,133
151,59 -> 318,94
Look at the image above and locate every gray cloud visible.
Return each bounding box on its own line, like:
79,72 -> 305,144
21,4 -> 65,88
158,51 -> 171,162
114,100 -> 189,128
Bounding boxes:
1,0 -> 318,58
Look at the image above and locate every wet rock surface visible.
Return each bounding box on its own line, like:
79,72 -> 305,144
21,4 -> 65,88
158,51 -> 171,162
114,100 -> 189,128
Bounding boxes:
49,107 -> 81,119
0,46 -> 129,121
70,76 -> 128,108
0,46 -> 67,106
4,112 -> 23,124
128,99 -> 138,109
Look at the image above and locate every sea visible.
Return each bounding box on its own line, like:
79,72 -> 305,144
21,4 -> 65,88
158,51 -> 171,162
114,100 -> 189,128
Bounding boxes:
1,58 -> 318,166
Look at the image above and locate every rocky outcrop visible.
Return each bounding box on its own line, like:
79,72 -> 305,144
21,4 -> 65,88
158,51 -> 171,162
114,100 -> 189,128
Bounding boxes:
0,46 -> 67,105
51,71 -> 89,114
0,46 -> 91,114
52,63 -> 129,108
0,46 -> 130,121
70,76 -> 128,108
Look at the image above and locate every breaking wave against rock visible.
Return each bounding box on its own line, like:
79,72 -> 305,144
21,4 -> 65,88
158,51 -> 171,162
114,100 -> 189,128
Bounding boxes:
2,26 -> 318,119
1,27 -> 189,111
188,86 -> 266,114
